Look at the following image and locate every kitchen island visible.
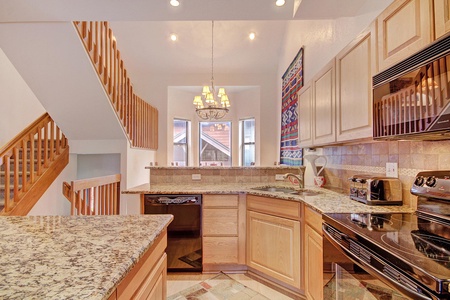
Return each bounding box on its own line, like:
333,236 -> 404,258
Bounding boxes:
0,214 -> 173,300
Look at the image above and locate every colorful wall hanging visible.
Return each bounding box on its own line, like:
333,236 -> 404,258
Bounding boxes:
280,47 -> 303,166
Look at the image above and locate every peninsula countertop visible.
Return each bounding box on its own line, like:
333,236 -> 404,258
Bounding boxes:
0,214 -> 173,300
123,183 -> 414,214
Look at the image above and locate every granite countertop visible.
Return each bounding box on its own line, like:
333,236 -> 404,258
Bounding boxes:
0,214 -> 173,300
123,183 -> 415,214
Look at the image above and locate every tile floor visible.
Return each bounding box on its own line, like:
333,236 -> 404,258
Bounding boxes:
167,272 -> 294,300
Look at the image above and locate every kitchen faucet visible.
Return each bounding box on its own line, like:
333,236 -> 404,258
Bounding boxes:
283,166 -> 306,189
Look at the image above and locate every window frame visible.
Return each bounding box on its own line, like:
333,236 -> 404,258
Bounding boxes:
199,121 -> 232,166
173,118 -> 190,166
240,117 -> 256,166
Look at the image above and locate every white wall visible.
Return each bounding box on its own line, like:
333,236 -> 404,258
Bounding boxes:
28,154 -> 77,216
132,71 -> 279,167
0,48 -> 46,146
167,86 -> 261,166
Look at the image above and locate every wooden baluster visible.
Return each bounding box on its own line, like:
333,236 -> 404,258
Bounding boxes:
29,133 -> 35,184
55,127 -> 61,155
112,40 -> 117,104
50,120 -> 55,162
88,22 -> 93,52
4,155 -> 11,212
13,147 -> 19,204
43,122 -> 49,168
37,127 -> 42,176
21,140 -> 27,193
108,27 -> 113,95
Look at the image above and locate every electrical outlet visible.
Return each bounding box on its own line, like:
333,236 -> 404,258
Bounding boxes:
386,162 -> 398,178
275,174 -> 285,181
192,174 -> 201,180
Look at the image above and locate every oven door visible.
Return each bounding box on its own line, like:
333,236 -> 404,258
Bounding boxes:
322,222 -> 435,300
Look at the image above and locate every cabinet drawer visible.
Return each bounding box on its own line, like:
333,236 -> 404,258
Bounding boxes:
203,208 -> 238,236
203,194 -> 239,207
247,195 -> 301,220
203,236 -> 239,264
305,206 -> 322,233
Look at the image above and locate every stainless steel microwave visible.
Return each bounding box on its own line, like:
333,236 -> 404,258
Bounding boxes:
373,34 -> 450,140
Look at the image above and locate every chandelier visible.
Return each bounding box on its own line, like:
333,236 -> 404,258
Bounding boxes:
193,21 -> 230,120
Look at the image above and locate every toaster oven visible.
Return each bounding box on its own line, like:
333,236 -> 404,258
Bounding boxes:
348,175 -> 402,205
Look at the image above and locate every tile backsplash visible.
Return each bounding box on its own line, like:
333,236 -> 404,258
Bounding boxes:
320,139 -> 450,209
148,166 -> 299,185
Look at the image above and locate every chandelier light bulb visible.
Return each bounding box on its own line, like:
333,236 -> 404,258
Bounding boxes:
275,0 -> 285,6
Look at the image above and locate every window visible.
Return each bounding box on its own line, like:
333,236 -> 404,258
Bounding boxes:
173,119 -> 189,166
241,118 -> 255,166
199,121 -> 232,166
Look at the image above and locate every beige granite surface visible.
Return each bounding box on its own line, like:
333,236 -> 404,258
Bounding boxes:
123,183 -> 415,214
0,214 -> 173,300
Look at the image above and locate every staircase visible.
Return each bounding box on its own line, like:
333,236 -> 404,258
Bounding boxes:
0,113 -> 69,215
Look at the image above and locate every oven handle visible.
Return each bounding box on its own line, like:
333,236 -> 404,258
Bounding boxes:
322,223 -> 436,300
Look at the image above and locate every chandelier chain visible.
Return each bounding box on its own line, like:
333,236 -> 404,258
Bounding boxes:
211,20 -> 214,84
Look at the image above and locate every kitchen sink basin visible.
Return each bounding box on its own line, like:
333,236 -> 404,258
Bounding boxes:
290,189 -> 322,196
251,186 -> 323,196
251,186 -> 296,193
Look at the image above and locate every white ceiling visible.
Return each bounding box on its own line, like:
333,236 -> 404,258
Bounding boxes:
0,0 -> 392,83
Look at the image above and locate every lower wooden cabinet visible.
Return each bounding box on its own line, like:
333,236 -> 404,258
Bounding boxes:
202,194 -> 246,272
109,230 -> 168,300
246,195 -> 302,291
304,207 -> 323,300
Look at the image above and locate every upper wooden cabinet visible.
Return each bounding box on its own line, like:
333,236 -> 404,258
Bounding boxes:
312,59 -> 336,146
298,82 -> 313,148
435,0 -> 450,39
377,0 -> 433,71
336,22 -> 377,142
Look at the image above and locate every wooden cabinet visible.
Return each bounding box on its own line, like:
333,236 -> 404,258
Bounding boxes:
110,230 -> 168,300
246,195 -> 302,292
298,82 -> 313,148
312,59 -> 336,146
336,22 -> 377,142
202,194 -> 246,272
304,207 -> 323,300
377,0 -> 433,71
435,0 -> 450,39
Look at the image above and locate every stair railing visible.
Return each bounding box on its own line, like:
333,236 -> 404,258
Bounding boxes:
0,113 -> 69,215
73,21 -> 158,150
63,174 -> 121,215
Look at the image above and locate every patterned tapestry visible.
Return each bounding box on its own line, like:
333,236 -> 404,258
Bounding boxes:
280,47 -> 303,166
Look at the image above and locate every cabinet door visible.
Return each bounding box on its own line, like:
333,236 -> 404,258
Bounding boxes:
336,22 -> 377,142
304,224 -> 323,300
313,59 -> 336,145
247,210 -> 301,289
435,0 -> 450,39
203,236 -> 239,264
134,253 -> 167,300
377,0 -> 433,71
298,82 -> 313,148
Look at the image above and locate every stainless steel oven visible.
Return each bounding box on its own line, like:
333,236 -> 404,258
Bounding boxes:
323,170 -> 450,300
144,194 -> 202,272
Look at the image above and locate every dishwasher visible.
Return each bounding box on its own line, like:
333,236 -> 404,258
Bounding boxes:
143,194 -> 202,272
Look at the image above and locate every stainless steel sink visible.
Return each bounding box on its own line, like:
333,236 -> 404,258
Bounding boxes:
251,186 -> 322,196
251,186 -> 296,193
290,189 -> 322,196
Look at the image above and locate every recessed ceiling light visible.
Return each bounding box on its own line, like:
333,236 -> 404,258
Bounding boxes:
275,0 -> 285,6
170,34 -> 178,41
170,0 -> 180,7
249,32 -> 256,40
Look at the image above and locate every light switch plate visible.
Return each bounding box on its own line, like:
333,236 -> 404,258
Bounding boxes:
192,174 -> 201,180
275,174 -> 285,181
386,162 -> 398,178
